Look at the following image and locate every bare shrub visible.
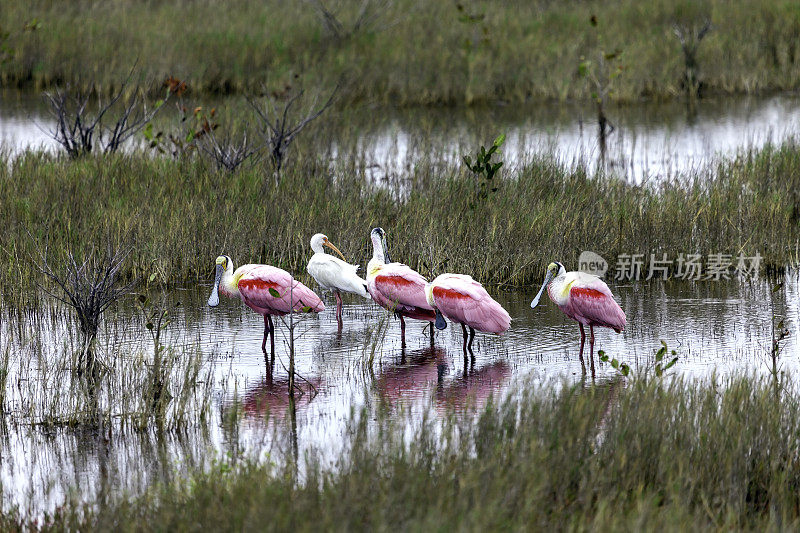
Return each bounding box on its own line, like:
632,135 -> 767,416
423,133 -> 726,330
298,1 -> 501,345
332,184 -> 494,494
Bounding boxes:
671,2 -> 712,100
248,85 -> 337,178
309,0 -> 392,41
33,242 -> 133,373
43,73 -> 170,158
198,128 -> 257,173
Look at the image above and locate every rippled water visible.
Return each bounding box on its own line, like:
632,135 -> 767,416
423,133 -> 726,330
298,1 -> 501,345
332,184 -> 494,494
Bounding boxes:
3,89 -> 800,182
1,274 -> 797,516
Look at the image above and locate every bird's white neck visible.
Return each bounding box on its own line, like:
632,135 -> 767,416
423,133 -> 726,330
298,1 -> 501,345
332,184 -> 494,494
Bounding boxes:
547,272 -> 570,306
370,233 -> 386,263
219,263 -> 238,298
367,257 -> 383,280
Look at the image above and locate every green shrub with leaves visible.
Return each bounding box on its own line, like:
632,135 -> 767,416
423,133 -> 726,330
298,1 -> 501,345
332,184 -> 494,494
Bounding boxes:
463,133 -> 504,206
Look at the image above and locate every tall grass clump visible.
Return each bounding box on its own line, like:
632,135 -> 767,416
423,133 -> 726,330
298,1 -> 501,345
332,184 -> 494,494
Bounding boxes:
26,374 -> 800,530
1,139 -> 799,305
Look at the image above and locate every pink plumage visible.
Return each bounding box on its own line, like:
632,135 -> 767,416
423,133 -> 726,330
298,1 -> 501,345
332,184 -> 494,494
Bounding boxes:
429,274 -> 510,334
368,263 -> 436,322
547,276 -> 626,333
235,265 -> 325,316
532,262 -> 627,377
209,255 -> 324,370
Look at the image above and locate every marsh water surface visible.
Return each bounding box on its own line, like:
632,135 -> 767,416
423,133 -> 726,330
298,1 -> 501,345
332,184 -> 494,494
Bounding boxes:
3,90 -> 800,182
1,275 -> 798,516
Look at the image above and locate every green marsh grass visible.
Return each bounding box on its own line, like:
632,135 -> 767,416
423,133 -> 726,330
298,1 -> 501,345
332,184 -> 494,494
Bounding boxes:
1,140 -> 799,308
24,373 -> 800,530
3,0 -> 800,105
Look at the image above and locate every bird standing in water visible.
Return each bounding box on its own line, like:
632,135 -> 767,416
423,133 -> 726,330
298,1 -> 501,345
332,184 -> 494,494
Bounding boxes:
426,273 -> 511,357
306,233 -> 369,323
366,227 -> 436,347
531,261 -> 626,377
208,255 -> 324,370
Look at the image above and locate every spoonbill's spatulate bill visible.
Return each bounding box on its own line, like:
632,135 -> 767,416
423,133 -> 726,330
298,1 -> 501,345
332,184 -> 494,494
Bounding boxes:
426,273 -> 511,356
531,262 -> 626,377
306,233 -> 370,322
208,255 -> 324,369
366,227 -> 436,346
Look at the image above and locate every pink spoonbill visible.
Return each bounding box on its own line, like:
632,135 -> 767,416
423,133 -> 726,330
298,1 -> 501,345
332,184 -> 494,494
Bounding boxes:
366,227 -> 436,346
208,255 -> 325,369
530,261 -> 626,376
426,273 -> 511,356
306,233 -> 370,322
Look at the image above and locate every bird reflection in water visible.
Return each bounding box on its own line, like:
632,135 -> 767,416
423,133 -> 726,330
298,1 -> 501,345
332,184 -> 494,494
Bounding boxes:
375,346 -> 448,408
375,346 -> 512,412
435,360 -> 511,411
241,376 -> 322,422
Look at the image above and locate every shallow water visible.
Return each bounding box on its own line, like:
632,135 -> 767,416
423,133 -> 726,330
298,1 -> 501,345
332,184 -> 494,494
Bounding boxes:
2,89 -> 800,182
1,274 -> 798,516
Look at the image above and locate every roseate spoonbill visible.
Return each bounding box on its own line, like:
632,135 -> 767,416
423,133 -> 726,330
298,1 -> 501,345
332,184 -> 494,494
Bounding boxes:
208,255 -> 324,369
306,233 -> 369,322
367,227 -> 436,346
530,261 -> 626,376
425,273 -> 511,356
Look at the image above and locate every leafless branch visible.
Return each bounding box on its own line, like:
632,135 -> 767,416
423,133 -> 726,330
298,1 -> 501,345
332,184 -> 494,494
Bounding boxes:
309,0 -> 391,40
247,85 -> 338,177
310,0 -> 345,39
198,127 -> 259,172
31,238 -> 134,371
43,72 -> 169,158
672,18 -> 712,97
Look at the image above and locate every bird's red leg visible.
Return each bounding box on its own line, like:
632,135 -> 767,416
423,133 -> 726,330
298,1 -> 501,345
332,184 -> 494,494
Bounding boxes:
578,323 -> 587,375
399,314 -> 406,347
589,325 -> 596,379
461,323 -> 468,355
335,291 -> 343,321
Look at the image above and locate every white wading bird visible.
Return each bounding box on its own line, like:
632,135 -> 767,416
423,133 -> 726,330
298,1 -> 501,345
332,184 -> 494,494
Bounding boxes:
306,233 -> 370,321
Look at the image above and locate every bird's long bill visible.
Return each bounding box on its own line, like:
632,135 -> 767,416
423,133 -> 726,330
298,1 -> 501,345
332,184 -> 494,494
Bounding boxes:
434,309 -> 448,330
208,264 -> 222,307
530,270 -> 554,309
382,234 -> 392,263
323,240 -> 347,261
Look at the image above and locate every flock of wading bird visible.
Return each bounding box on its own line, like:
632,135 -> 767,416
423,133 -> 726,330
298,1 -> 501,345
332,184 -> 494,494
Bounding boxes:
208,228 -> 626,376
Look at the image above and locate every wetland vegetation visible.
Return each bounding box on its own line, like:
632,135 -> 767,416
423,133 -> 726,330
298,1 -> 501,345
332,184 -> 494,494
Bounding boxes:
1,138 -> 799,307
2,0 -> 800,530
10,374 -> 800,531
3,0 -> 800,104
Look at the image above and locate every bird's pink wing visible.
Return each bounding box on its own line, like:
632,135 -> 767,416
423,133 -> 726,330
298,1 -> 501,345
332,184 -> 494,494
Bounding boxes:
238,266 -> 324,314
371,263 -> 433,313
432,276 -> 510,334
568,279 -> 626,332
